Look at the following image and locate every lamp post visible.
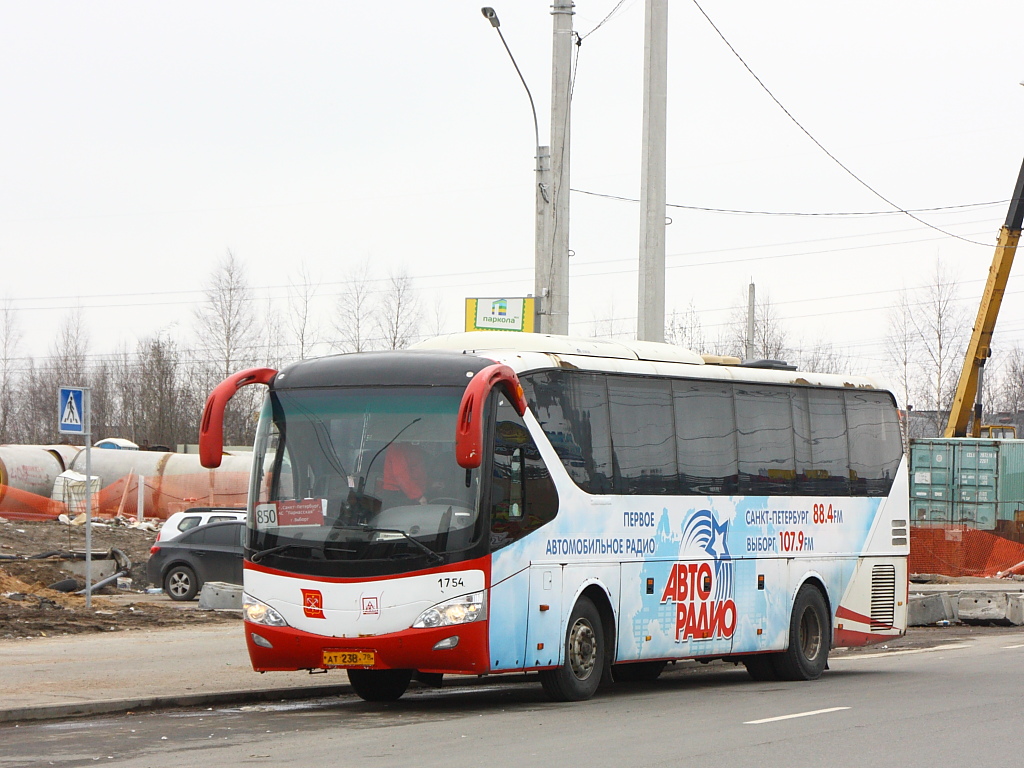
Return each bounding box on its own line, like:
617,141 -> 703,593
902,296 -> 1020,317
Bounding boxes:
481,7 -> 565,334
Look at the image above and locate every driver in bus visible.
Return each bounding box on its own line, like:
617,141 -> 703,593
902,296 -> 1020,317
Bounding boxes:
381,442 -> 429,504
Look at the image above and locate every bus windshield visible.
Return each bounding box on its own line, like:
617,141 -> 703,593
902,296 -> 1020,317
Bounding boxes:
248,386 -> 484,577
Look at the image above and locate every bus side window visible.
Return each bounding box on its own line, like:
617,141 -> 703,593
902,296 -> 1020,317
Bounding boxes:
805,389 -> 850,496
520,371 -> 614,494
608,376 -> 677,494
674,380 -> 739,495
735,385 -> 796,495
846,391 -> 902,496
489,402 -> 558,551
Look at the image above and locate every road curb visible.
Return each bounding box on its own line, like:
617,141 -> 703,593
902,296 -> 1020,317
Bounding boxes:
0,684 -> 353,725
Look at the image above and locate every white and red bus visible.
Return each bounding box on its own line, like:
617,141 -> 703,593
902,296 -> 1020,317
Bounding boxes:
199,332 -> 908,702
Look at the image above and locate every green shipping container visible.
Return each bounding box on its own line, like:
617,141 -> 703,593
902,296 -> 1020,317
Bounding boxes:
909,438 -> 1007,530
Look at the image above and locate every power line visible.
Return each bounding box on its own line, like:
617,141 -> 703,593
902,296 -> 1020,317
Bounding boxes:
689,0 -> 992,248
572,189 -> 1009,218
579,0 -> 633,41
7,214 -> 999,313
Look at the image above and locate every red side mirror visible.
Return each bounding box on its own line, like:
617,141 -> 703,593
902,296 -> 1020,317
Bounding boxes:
456,364 -> 528,469
199,368 -> 278,468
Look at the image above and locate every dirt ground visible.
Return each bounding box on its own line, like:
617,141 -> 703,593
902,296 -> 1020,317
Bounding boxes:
0,517 -> 237,639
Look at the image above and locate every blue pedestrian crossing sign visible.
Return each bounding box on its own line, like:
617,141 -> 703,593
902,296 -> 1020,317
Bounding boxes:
58,387 -> 86,435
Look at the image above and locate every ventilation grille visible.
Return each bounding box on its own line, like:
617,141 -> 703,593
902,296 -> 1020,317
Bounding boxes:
891,519 -> 907,547
871,564 -> 896,630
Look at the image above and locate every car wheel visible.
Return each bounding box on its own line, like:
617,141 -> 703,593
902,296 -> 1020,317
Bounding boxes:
165,564 -> 199,601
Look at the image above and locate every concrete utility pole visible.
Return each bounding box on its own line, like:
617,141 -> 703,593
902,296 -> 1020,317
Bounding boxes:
637,0 -> 668,342
544,0 -> 574,335
535,145 -> 553,324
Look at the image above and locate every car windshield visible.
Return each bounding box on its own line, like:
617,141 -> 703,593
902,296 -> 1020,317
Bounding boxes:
248,386 -> 483,576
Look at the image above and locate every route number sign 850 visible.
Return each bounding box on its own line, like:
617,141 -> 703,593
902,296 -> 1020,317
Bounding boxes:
255,503 -> 278,529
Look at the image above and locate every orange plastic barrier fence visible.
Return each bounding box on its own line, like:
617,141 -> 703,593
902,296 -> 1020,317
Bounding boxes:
910,526 -> 1024,578
1,471 -> 249,523
0,485 -> 67,521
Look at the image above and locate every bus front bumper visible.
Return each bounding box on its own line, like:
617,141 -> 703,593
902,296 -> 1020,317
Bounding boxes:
244,619 -> 490,675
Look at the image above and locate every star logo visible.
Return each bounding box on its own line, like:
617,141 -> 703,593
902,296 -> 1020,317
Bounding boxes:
704,517 -> 731,560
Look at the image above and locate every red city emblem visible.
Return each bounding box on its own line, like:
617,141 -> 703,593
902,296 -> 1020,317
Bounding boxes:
302,588 -> 325,619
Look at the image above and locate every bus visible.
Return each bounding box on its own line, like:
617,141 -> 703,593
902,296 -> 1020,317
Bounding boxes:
198,331 -> 909,702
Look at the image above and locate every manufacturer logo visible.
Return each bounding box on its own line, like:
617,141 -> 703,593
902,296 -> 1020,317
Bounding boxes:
302,589 -> 325,619
361,596 -> 380,616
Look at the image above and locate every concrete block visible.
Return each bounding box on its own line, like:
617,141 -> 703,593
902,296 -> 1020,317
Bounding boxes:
66,559 -> 116,582
198,582 -> 242,611
958,591 -> 1010,624
908,593 -> 955,626
1006,594 -> 1024,626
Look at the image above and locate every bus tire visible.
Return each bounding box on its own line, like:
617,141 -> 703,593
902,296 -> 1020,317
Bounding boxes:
773,584 -> 830,681
612,661 -> 666,683
165,565 -> 199,601
539,596 -> 604,701
347,669 -> 413,702
741,655 -> 779,681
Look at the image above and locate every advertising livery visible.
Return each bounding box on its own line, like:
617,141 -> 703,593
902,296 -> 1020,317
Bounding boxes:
199,332 -> 909,702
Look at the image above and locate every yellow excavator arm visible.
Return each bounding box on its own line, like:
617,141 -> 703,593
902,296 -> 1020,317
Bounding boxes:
945,157 -> 1024,438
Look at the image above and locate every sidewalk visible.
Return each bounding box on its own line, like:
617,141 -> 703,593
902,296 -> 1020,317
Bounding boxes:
0,621 -> 352,724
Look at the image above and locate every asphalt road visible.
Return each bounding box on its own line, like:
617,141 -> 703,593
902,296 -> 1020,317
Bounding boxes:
7,630 -> 1024,768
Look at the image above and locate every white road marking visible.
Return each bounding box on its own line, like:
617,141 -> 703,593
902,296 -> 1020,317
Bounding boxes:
745,707 -> 850,725
1001,644 -> 1024,649
829,642 -> 968,661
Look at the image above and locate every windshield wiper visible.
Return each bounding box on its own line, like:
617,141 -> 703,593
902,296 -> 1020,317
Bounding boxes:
332,524 -> 443,564
357,418 -> 422,497
250,543 -> 320,564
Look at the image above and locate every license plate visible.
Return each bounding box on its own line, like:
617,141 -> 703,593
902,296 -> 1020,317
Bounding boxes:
323,650 -> 375,668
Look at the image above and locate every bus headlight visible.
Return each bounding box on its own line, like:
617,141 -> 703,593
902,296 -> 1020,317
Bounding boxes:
243,593 -> 288,627
413,591 -> 487,628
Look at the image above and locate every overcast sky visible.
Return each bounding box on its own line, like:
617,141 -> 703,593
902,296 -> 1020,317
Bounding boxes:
2,1 -> 1023,379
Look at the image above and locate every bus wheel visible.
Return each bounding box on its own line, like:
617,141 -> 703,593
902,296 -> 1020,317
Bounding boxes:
347,669 -> 413,702
539,596 -> 604,701
741,655 -> 779,681
773,585 -> 830,681
612,661 -> 666,683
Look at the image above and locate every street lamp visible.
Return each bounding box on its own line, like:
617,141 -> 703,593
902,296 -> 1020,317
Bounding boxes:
481,7 -> 553,332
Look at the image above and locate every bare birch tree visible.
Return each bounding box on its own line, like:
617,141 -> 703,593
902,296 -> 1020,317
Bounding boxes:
51,307 -> 89,387
727,289 -> 790,361
909,259 -> 968,434
0,299 -> 22,440
793,341 -> 849,374
588,295 -> 629,340
194,250 -> 258,379
665,301 -> 706,352
376,268 -> 420,350
288,264 -> 321,359
885,289 -> 918,413
332,262 -> 376,353
884,259 -> 969,437
193,251 -> 261,445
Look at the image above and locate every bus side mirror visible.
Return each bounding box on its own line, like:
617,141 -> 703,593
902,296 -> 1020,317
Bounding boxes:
199,368 -> 278,468
456,364 -> 528,469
